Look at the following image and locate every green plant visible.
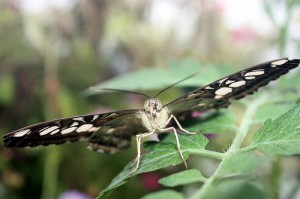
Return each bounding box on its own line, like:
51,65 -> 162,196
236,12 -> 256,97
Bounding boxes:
91,61 -> 300,199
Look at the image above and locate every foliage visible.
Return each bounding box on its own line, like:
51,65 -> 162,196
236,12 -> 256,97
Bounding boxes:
87,59 -> 229,93
1,1 -> 300,199
93,66 -> 300,198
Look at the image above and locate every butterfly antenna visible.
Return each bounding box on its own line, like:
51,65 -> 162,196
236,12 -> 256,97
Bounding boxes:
153,71 -> 200,98
90,87 -> 151,99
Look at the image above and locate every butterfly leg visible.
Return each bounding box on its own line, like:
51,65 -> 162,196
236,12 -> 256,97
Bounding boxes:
129,130 -> 155,175
160,127 -> 188,169
166,114 -> 197,135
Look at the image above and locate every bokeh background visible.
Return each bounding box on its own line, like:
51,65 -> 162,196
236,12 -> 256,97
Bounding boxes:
0,0 -> 299,199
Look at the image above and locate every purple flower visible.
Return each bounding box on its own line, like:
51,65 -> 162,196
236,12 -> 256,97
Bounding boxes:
58,190 -> 92,199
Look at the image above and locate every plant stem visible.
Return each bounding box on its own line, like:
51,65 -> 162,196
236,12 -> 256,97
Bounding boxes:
269,158 -> 281,199
189,149 -> 224,160
189,94 -> 268,199
41,29 -> 61,199
41,148 -> 60,199
232,144 -> 257,154
229,94 -> 268,152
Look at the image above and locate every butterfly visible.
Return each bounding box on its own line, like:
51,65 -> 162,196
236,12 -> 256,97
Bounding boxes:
3,58 -> 300,174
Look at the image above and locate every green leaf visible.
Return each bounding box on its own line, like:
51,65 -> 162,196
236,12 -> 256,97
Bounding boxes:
138,133 -> 209,173
217,153 -> 269,176
190,94 -> 273,199
199,179 -> 266,199
255,102 -> 296,122
88,67 -> 198,94
85,60 -> 225,95
252,104 -> 300,156
159,169 -> 206,187
140,190 -> 184,199
279,70 -> 300,90
184,110 -> 235,133
97,133 -> 209,198
94,65 -> 300,199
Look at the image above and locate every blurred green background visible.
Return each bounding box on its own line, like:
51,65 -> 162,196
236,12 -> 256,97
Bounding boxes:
0,0 -> 299,199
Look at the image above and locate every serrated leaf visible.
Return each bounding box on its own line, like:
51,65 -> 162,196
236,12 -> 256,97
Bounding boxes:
97,133 -> 208,198
159,169 -> 206,187
217,153 -> 269,176
138,133 -> 208,173
140,190 -> 184,199
252,104 -> 300,156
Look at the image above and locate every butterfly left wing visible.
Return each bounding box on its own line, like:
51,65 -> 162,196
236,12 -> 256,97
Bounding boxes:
3,109 -> 147,153
166,58 -> 300,114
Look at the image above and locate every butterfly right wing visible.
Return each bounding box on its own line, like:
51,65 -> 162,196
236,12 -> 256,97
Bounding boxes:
166,58 -> 300,114
3,109 -> 146,153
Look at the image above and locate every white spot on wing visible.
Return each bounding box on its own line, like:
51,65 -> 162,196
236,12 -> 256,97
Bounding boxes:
215,95 -> 223,99
71,122 -> 79,127
229,80 -> 246,88
14,129 -> 30,137
225,80 -> 235,84
76,124 -> 94,133
39,126 -> 50,132
215,87 -> 233,95
73,117 -> 85,122
39,126 -> 59,136
88,127 -> 100,132
271,59 -> 288,67
108,113 -> 117,117
245,76 -> 255,80
218,77 -> 228,85
187,93 -> 199,98
244,71 -> 264,76
92,115 -> 99,121
50,129 -> 60,135
205,86 -> 214,90
61,127 -> 77,134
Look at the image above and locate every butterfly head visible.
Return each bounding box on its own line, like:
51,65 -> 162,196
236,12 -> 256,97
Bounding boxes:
144,98 -> 162,118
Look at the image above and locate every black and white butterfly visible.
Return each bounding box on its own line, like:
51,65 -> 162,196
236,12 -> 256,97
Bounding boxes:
3,58 -> 300,174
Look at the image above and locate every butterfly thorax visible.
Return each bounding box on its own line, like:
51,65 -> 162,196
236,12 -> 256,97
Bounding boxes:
138,98 -> 170,132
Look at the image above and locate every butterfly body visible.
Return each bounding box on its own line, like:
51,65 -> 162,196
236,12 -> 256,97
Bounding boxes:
138,98 -> 169,131
3,58 -> 300,174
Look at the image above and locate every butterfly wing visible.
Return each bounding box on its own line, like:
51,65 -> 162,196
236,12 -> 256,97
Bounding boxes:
87,111 -> 148,153
166,58 -> 300,114
3,109 -> 147,153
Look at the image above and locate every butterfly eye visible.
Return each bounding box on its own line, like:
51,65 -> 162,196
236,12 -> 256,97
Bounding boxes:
154,100 -> 162,110
144,100 -> 151,112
